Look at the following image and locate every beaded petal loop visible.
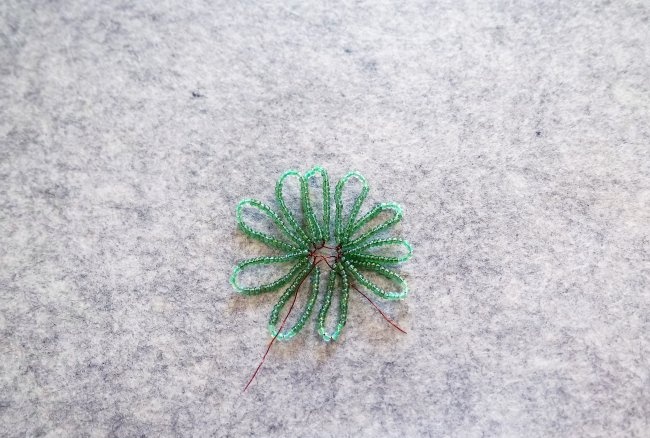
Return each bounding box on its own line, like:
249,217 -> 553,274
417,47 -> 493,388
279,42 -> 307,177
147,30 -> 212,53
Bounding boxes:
231,167 -> 412,342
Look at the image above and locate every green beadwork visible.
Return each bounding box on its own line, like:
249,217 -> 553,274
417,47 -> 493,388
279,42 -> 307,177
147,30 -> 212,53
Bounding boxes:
317,262 -> 349,342
230,167 -> 412,342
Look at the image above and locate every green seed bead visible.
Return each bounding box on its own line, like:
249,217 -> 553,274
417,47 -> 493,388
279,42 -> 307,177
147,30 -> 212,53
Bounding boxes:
343,259 -> 408,300
269,265 -> 321,340
344,202 -> 403,248
231,256 -> 309,295
334,171 -> 368,245
317,263 -> 349,342
346,238 -> 413,264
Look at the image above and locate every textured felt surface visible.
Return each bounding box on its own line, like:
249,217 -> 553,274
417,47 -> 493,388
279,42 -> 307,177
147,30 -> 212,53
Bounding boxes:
1,1 -> 649,437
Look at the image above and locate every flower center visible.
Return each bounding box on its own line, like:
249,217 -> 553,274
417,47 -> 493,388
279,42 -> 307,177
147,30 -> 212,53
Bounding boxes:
308,241 -> 342,267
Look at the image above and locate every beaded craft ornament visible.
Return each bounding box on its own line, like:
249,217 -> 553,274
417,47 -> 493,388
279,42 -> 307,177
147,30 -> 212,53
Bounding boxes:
231,167 -> 412,388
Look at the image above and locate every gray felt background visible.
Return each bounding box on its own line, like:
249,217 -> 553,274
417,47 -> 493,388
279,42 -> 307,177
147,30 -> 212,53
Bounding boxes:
1,1 -> 649,437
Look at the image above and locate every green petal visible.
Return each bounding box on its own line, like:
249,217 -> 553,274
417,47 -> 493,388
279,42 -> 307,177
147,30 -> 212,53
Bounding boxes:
317,263 -> 349,342
275,170 -> 320,244
304,166 -> 331,242
334,171 -> 369,245
268,264 -> 320,340
344,202 -> 403,248
346,238 -> 413,264
236,199 -> 305,251
343,259 -> 408,300
231,256 -> 308,295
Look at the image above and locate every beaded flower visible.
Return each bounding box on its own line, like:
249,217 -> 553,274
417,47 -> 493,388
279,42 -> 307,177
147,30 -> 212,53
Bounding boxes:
231,167 -> 412,342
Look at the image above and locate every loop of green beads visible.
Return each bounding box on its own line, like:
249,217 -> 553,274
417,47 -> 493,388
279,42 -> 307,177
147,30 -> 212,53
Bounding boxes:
230,167 -> 412,341
317,262 -> 349,342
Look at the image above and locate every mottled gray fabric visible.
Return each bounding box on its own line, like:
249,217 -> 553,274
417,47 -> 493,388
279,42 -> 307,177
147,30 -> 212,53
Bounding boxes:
1,1 -> 649,437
